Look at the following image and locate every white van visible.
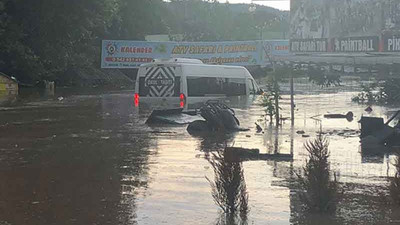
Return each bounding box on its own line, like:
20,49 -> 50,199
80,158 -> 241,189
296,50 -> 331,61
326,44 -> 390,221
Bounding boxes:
134,58 -> 261,109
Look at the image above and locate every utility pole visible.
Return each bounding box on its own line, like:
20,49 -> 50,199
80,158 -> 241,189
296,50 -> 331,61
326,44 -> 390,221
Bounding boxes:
274,70 -> 280,126
290,64 -> 295,126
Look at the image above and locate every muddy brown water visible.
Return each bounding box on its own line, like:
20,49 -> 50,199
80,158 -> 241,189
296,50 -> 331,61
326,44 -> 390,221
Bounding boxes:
0,83 -> 399,225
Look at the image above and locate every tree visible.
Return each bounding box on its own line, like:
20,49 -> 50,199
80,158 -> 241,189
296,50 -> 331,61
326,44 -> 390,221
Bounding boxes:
296,135 -> 340,212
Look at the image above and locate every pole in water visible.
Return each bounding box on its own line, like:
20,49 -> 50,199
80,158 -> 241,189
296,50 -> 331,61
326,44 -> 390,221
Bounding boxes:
290,64 -> 295,125
274,72 -> 280,126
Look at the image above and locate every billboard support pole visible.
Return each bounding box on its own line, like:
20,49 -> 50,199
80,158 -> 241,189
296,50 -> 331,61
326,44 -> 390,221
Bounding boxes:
274,72 -> 280,126
290,65 -> 295,126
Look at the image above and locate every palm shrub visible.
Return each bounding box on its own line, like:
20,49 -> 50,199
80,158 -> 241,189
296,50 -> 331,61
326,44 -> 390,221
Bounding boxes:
296,135 -> 340,212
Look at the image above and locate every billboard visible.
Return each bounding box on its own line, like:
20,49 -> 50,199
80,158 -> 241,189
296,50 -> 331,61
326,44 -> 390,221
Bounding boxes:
332,36 -> 379,52
383,35 -> 400,52
290,0 -> 329,39
290,38 -> 328,52
101,40 -> 289,68
290,0 -> 400,53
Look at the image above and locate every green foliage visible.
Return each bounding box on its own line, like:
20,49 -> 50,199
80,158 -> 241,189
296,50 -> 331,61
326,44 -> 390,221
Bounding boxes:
352,79 -> 400,105
113,0 -> 167,40
160,0 -> 288,41
351,82 -> 383,104
0,0 -> 288,85
259,67 -> 289,124
259,89 -> 278,123
0,0 -> 122,83
308,66 -> 341,87
381,78 -> 400,103
296,135 -> 340,212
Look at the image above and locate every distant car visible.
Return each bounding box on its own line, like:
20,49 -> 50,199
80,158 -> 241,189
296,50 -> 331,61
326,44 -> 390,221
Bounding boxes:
134,58 -> 261,109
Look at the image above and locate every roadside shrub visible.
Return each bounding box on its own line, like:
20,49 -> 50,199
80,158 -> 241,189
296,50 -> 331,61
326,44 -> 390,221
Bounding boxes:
296,135 -> 340,212
351,82 -> 384,104
390,156 -> 400,206
308,66 -> 341,87
381,78 -> 400,104
352,78 -> 400,105
259,92 -> 276,123
206,147 -> 249,221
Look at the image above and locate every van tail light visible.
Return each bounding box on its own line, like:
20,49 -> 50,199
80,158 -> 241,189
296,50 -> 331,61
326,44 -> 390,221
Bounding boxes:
180,93 -> 185,108
134,93 -> 139,107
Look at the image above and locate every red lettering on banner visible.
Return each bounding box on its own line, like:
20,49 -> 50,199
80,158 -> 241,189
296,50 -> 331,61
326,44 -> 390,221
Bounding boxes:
275,45 -> 289,51
105,57 -> 153,62
119,47 -> 153,54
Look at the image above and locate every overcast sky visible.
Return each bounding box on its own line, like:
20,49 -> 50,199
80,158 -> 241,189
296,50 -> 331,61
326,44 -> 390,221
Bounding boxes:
218,0 -> 290,11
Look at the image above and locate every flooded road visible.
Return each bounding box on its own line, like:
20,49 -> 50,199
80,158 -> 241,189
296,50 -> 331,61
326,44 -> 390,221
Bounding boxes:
0,82 -> 399,225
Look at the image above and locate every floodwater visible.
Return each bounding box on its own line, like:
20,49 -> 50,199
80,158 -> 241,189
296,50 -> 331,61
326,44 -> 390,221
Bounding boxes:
0,80 -> 399,225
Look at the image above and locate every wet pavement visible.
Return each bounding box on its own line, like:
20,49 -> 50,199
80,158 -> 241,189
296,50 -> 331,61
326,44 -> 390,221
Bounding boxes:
0,81 -> 399,225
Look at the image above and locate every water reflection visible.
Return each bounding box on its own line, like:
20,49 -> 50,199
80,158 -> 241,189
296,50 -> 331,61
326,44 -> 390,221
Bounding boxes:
214,213 -> 248,225
3,82 -> 400,224
0,92 -> 152,225
197,133 -> 236,153
0,92 -> 17,106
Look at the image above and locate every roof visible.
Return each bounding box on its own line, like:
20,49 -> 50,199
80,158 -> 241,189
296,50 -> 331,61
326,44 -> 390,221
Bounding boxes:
0,72 -> 18,83
141,58 -> 246,70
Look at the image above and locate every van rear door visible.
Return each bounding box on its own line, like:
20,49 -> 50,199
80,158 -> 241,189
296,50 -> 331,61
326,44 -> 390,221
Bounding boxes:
138,65 -> 181,98
136,65 -> 182,109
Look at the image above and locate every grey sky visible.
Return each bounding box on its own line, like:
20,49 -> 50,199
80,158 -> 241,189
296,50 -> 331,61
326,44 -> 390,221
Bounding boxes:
218,0 -> 290,11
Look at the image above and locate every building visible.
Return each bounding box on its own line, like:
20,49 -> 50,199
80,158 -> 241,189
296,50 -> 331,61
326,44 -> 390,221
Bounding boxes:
290,0 -> 400,54
283,0 -> 400,67
0,72 -> 18,97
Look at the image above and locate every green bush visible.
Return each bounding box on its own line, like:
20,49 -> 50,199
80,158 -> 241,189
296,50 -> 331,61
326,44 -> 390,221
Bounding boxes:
352,78 -> 400,105
296,135 -> 340,212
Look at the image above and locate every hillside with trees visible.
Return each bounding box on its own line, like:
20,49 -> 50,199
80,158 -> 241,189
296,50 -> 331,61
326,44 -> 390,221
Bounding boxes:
0,0 -> 288,86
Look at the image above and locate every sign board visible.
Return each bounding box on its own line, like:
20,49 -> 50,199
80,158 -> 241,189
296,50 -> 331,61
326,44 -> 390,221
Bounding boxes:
290,39 -> 328,52
333,36 -> 379,52
101,40 -> 290,68
144,66 -> 177,97
383,35 -> 400,52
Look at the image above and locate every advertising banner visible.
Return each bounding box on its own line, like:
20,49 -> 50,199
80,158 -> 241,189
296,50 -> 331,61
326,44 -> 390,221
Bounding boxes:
332,36 -> 379,52
262,40 -> 290,55
101,40 -> 289,68
262,40 -> 290,65
383,35 -> 400,52
290,38 -> 328,52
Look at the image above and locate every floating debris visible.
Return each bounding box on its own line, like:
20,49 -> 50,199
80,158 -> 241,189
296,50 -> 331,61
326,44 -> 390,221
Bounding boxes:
255,123 -> 262,133
324,111 -> 354,122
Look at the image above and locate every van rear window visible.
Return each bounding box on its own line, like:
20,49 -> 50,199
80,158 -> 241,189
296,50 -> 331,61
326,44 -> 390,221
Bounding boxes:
187,77 -> 246,97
